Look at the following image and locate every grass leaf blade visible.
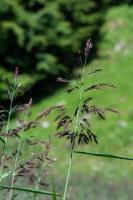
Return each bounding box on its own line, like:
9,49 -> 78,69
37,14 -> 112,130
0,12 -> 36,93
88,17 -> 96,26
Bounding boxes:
0,185 -> 61,196
74,151 -> 133,161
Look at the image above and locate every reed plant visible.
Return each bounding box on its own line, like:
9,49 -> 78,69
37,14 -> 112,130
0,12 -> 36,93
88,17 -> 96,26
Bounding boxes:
0,38 -> 132,200
0,68 -> 62,199
55,39 -> 132,200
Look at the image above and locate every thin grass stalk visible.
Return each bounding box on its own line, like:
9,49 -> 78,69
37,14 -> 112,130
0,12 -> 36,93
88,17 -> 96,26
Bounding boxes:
62,51 -> 88,200
33,166 -> 44,200
33,148 -> 47,200
34,194 -> 37,200
34,191 -> 38,200
0,76 -> 18,182
8,110 -> 29,200
8,137 -> 22,200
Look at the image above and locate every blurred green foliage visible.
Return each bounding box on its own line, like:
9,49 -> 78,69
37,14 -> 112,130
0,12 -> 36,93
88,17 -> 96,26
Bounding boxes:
0,0 -> 105,100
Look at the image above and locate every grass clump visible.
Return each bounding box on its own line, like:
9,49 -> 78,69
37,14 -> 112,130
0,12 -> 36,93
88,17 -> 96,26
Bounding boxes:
0,68 -> 61,199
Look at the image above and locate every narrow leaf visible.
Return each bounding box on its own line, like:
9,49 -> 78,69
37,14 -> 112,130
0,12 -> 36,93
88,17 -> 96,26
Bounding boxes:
74,151 -> 133,161
0,185 -> 61,196
83,97 -> 93,104
65,86 -> 79,93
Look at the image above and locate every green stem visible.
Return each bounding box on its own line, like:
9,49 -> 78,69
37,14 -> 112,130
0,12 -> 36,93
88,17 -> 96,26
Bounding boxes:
8,111 -> 29,200
34,193 -> 37,200
62,54 -> 87,200
0,78 -> 17,182
62,157 -> 72,200
33,141 -> 50,200
8,138 -> 22,200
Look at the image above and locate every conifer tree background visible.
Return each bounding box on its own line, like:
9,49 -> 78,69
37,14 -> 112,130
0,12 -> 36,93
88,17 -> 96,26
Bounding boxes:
0,0 -> 131,101
0,0 -> 105,100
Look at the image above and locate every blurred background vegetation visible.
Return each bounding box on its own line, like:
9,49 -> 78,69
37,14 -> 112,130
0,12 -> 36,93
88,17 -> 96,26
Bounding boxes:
0,0 -> 105,101
0,0 -> 133,199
